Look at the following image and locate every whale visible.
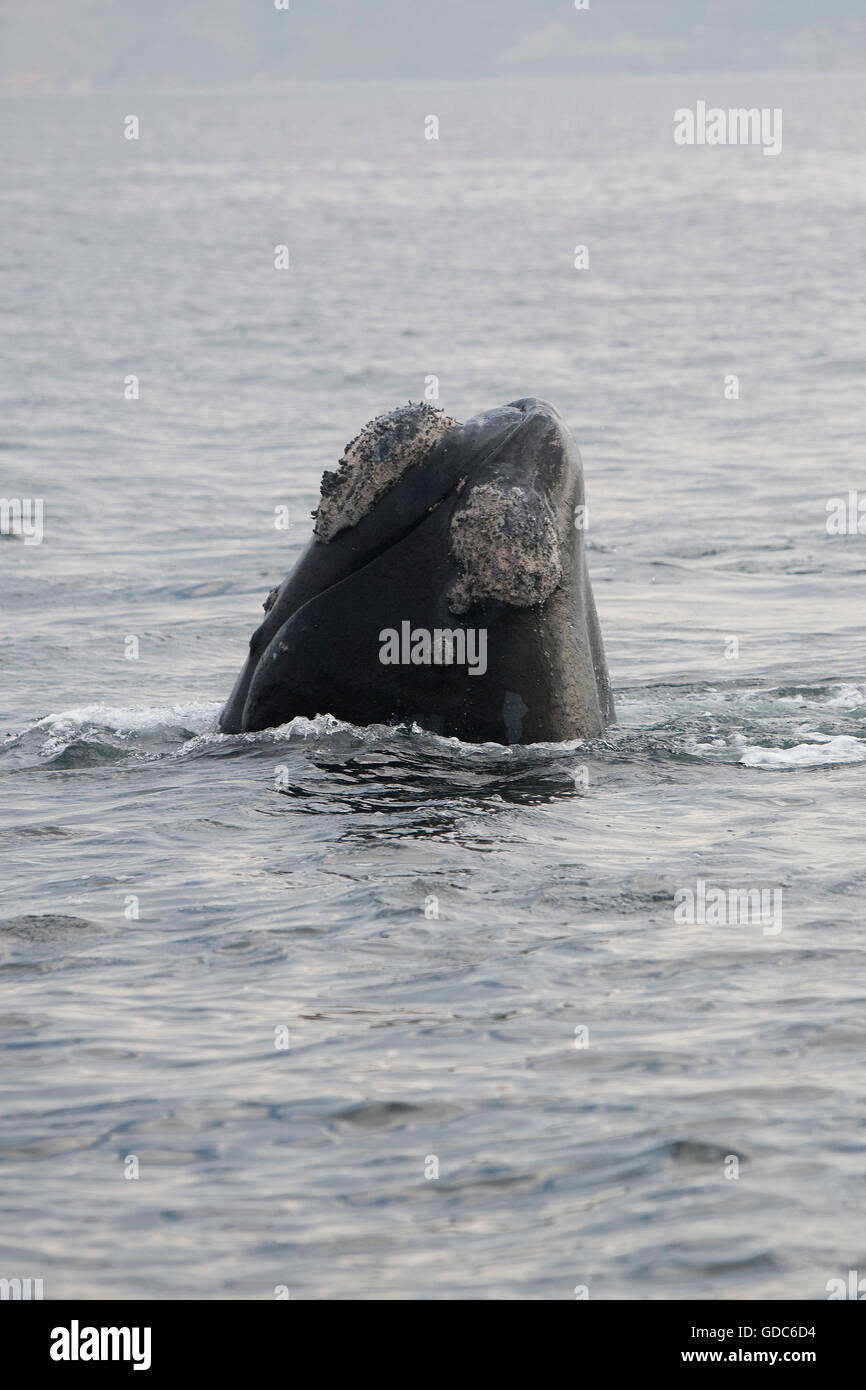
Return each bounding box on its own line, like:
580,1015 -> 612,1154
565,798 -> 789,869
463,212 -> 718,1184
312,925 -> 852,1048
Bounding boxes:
219,397 -> 613,744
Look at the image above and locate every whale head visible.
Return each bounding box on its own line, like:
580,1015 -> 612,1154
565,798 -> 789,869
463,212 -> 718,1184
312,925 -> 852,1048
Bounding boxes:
220,398 -> 613,744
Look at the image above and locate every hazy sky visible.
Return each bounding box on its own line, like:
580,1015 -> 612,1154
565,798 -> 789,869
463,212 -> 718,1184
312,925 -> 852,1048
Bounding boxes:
2,0 -> 865,88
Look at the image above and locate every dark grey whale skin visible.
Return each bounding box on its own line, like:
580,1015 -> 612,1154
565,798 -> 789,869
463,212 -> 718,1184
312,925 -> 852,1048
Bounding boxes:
219,398 -> 613,745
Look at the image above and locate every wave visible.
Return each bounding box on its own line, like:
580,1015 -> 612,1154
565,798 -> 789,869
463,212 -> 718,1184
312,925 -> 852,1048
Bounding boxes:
2,681 -> 864,773
739,735 -> 866,768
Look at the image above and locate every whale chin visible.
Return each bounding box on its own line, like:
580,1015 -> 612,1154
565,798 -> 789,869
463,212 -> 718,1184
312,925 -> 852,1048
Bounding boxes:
219,397 -> 613,745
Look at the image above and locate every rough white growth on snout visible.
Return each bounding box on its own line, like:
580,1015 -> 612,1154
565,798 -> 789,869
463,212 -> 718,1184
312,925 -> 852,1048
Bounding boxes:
448,482 -> 563,615
313,402 -> 456,542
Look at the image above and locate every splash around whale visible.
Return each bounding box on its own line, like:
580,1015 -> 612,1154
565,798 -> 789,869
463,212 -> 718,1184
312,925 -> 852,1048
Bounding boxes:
220,398 -> 613,745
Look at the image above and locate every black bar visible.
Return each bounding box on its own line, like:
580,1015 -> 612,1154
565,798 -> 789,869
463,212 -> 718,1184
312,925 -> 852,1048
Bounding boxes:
4,1298 -> 860,1375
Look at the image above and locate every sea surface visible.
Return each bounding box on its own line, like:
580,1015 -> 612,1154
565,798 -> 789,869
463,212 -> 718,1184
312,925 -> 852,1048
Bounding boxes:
1,75 -> 864,1300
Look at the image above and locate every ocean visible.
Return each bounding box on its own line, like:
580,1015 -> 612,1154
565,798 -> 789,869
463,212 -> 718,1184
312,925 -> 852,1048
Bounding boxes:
1,74 -> 864,1299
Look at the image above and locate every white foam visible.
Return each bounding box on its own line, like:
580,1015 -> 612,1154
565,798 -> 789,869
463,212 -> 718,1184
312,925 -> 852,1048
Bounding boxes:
822,684 -> 866,710
177,713 -> 582,756
176,710 -> 362,754
617,682 -> 866,720
33,700 -> 222,739
24,703 -> 568,758
740,736 -> 866,768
